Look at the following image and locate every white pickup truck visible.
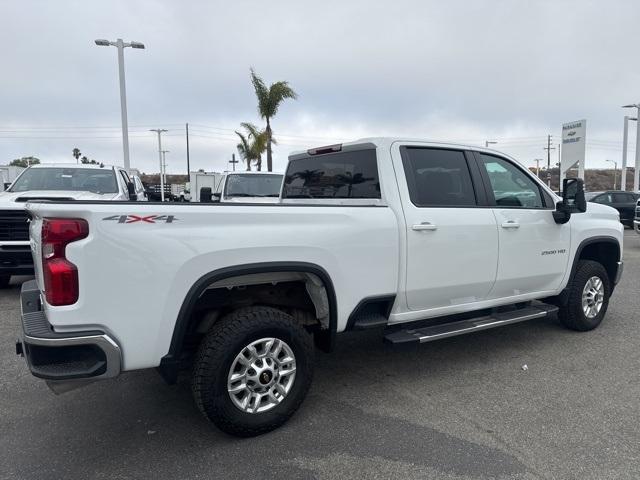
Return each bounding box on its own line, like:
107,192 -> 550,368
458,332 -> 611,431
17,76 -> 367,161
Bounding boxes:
0,163 -> 145,287
16,138 -> 623,437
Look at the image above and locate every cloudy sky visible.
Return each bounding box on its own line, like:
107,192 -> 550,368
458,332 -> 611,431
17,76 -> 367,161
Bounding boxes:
1,0 -> 639,174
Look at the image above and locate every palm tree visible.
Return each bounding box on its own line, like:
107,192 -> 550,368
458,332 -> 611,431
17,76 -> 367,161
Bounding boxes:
72,148 -> 81,163
250,68 -> 297,172
235,131 -> 252,171
235,123 -> 270,172
335,172 -> 373,197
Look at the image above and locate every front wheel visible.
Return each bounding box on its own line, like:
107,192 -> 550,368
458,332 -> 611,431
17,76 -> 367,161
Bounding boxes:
192,306 -> 314,437
558,260 -> 610,331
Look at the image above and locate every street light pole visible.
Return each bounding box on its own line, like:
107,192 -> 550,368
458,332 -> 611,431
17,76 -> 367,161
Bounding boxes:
606,159 -> 618,189
95,38 -> 145,172
622,104 -> 640,191
534,159 -> 542,177
150,129 -> 168,201
485,140 -> 497,148
621,115 -> 637,191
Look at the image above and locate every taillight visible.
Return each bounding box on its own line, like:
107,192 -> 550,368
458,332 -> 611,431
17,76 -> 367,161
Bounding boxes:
41,218 -> 88,306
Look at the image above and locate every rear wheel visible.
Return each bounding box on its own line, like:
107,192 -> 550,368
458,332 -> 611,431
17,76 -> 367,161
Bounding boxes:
559,260 -> 610,331
0,275 -> 10,289
192,306 -> 314,437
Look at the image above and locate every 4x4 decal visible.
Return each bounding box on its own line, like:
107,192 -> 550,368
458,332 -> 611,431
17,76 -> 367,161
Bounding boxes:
103,215 -> 177,224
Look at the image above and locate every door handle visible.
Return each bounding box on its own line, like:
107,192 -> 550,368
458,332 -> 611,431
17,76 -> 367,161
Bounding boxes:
501,221 -> 520,229
412,222 -> 438,231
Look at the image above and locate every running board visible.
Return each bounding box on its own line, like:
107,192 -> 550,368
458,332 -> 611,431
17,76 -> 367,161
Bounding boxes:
384,304 -> 558,345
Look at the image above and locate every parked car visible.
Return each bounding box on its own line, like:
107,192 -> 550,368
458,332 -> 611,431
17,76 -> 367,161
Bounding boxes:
586,190 -> 639,227
215,171 -> 284,203
634,197 -> 640,234
16,139 -> 623,437
0,163 -> 144,287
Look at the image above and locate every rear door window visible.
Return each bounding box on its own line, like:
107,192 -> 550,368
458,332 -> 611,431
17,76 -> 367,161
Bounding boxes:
613,192 -> 634,203
282,149 -> 380,199
401,147 -> 477,207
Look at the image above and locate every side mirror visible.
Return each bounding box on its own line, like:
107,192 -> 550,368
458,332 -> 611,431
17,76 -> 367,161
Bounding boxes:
553,178 -> 586,224
127,182 -> 137,201
563,178 -> 587,212
212,192 -> 221,203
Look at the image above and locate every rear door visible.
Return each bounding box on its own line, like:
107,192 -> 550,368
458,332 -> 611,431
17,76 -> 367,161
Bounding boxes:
475,152 -> 570,299
394,145 -> 499,311
611,192 -> 636,224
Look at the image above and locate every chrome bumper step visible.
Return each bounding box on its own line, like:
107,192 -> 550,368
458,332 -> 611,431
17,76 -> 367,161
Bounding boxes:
384,304 -> 559,345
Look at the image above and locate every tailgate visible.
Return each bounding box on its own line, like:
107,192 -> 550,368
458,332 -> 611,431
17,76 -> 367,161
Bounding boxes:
27,207 -> 44,290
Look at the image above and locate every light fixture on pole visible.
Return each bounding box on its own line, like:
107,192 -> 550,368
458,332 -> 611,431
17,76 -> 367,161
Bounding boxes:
606,159 -> 618,190
621,115 -> 637,191
485,140 -> 497,148
150,129 -> 168,201
95,38 -> 145,172
622,104 -> 640,191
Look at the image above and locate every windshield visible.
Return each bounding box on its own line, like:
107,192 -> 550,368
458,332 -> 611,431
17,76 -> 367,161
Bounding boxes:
10,167 -> 118,194
223,174 -> 283,198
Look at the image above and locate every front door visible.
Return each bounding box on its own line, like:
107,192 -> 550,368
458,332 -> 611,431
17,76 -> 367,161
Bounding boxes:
476,153 -> 570,299
394,145 -> 499,311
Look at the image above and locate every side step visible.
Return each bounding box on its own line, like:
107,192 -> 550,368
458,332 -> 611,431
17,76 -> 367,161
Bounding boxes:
384,304 -> 558,345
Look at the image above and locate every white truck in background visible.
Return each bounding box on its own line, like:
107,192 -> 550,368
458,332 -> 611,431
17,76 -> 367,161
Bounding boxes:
214,171 -> 283,203
17,138 -> 623,437
0,163 -> 145,287
0,165 -> 25,190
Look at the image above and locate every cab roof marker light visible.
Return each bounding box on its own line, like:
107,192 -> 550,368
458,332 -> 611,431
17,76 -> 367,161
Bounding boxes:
307,144 -> 342,155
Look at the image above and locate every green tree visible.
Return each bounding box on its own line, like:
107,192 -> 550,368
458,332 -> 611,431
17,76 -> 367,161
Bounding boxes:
9,157 -> 40,168
72,148 -> 81,163
250,68 -> 297,172
235,122 -> 271,171
80,156 -> 98,165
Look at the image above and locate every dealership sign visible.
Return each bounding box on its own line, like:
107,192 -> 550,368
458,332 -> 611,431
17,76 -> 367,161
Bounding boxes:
560,119 -> 586,184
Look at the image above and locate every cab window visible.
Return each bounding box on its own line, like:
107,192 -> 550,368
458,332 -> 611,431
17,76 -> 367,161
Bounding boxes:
479,154 -> 543,209
400,147 -> 477,207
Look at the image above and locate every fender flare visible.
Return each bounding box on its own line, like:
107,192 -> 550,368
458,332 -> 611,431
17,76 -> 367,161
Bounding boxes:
158,262 -> 337,383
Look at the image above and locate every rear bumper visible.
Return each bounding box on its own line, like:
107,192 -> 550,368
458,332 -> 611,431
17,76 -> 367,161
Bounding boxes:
16,280 -> 121,392
0,244 -> 33,275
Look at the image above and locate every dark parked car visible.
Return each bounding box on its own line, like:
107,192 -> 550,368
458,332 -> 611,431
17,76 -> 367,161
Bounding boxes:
586,190 -> 639,227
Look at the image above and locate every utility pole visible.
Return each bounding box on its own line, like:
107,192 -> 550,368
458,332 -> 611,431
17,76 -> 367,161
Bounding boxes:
150,129 -> 168,201
543,135 -> 555,188
485,140 -> 497,148
229,153 -> 239,171
185,123 -> 190,178
161,150 -> 169,200
557,143 -> 561,192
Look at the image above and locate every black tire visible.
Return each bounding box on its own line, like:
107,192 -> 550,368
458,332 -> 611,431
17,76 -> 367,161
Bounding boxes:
192,306 -> 314,437
0,275 -> 10,289
558,260 -> 610,331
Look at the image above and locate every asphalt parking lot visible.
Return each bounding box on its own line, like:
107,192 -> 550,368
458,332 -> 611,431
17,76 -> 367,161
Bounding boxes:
1,231 -> 639,480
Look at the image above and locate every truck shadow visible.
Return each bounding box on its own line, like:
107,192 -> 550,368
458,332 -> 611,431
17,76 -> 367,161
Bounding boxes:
6,318 -> 574,479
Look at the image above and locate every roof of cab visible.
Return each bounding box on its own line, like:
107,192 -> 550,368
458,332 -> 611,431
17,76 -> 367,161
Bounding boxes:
28,163 -> 117,170
289,137 -> 507,158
